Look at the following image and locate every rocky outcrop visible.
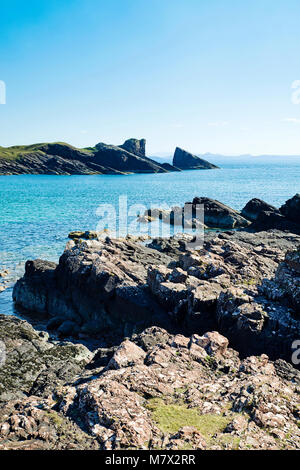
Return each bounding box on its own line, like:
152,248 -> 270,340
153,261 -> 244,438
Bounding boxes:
241,198 -> 279,221
280,193 -> 300,223
13,229 -> 300,363
251,210 -> 300,234
119,138 -> 146,158
0,315 -> 92,402
0,317 -> 299,450
0,139 -> 169,175
0,139 -> 219,175
92,141 -> 167,174
139,197 -> 249,230
173,147 -> 218,170
13,237 -> 175,341
191,197 -> 250,229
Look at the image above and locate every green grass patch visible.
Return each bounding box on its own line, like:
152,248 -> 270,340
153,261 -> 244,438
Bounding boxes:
0,144 -> 46,160
146,398 -> 231,440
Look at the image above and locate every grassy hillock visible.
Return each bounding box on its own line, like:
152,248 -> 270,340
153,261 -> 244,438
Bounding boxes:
0,142 -> 90,161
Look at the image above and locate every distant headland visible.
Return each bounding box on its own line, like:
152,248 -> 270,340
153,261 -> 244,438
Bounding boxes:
0,138 -> 218,175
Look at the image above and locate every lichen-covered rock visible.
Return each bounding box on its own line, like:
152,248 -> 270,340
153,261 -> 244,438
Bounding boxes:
0,319 -> 300,450
107,340 -> 146,370
0,315 -> 92,401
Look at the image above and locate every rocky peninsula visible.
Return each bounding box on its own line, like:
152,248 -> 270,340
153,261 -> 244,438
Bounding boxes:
1,193 -> 300,450
0,139 -> 218,175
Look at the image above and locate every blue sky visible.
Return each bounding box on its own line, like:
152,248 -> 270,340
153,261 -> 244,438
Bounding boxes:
1,0 -> 300,155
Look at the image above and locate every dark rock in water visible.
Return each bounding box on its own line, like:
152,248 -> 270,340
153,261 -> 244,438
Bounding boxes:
173,147 -> 218,170
241,198 -> 279,222
192,197 -> 250,229
119,138 -> 146,158
160,162 -> 181,172
251,210 -> 300,234
280,193 -> 300,223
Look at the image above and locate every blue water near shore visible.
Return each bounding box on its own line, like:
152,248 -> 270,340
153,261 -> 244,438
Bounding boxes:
0,155 -> 299,315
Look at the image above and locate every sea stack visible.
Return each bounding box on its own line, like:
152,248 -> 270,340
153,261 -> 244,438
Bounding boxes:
173,147 -> 218,170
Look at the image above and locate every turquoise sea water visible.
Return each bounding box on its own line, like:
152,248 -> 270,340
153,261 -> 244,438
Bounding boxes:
0,156 -> 300,315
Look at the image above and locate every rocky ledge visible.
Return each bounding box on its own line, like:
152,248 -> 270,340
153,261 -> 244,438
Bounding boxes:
139,193 -> 300,232
0,315 -> 299,450
13,228 -> 300,362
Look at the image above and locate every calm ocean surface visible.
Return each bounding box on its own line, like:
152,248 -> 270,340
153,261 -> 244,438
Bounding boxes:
0,156 -> 299,315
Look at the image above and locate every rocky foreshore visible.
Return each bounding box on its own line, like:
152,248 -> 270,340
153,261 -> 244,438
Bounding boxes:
1,193 -> 300,450
12,228 -> 300,361
0,316 -> 300,450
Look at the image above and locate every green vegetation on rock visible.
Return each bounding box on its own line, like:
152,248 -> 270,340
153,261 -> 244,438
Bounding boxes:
146,398 -> 231,440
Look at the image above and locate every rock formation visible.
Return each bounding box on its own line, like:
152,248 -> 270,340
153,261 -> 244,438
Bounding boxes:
143,197 -> 249,229
0,139 -> 218,175
241,198 -> 279,221
0,315 -> 299,450
173,147 -> 219,170
280,193 -> 300,223
120,138 -> 146,158
13,228 -> 300,362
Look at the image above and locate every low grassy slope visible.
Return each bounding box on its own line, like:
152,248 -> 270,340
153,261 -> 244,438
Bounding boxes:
0,142 -> 91,161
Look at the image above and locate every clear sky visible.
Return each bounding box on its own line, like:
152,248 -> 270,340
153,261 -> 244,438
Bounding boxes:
1,0 -> 300,155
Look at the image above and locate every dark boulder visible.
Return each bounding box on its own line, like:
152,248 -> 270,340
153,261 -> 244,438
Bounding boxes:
241,198 -> 279,222
251,210 -> 300,234
280,194 -> 300,223
192,197 -> 250,229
